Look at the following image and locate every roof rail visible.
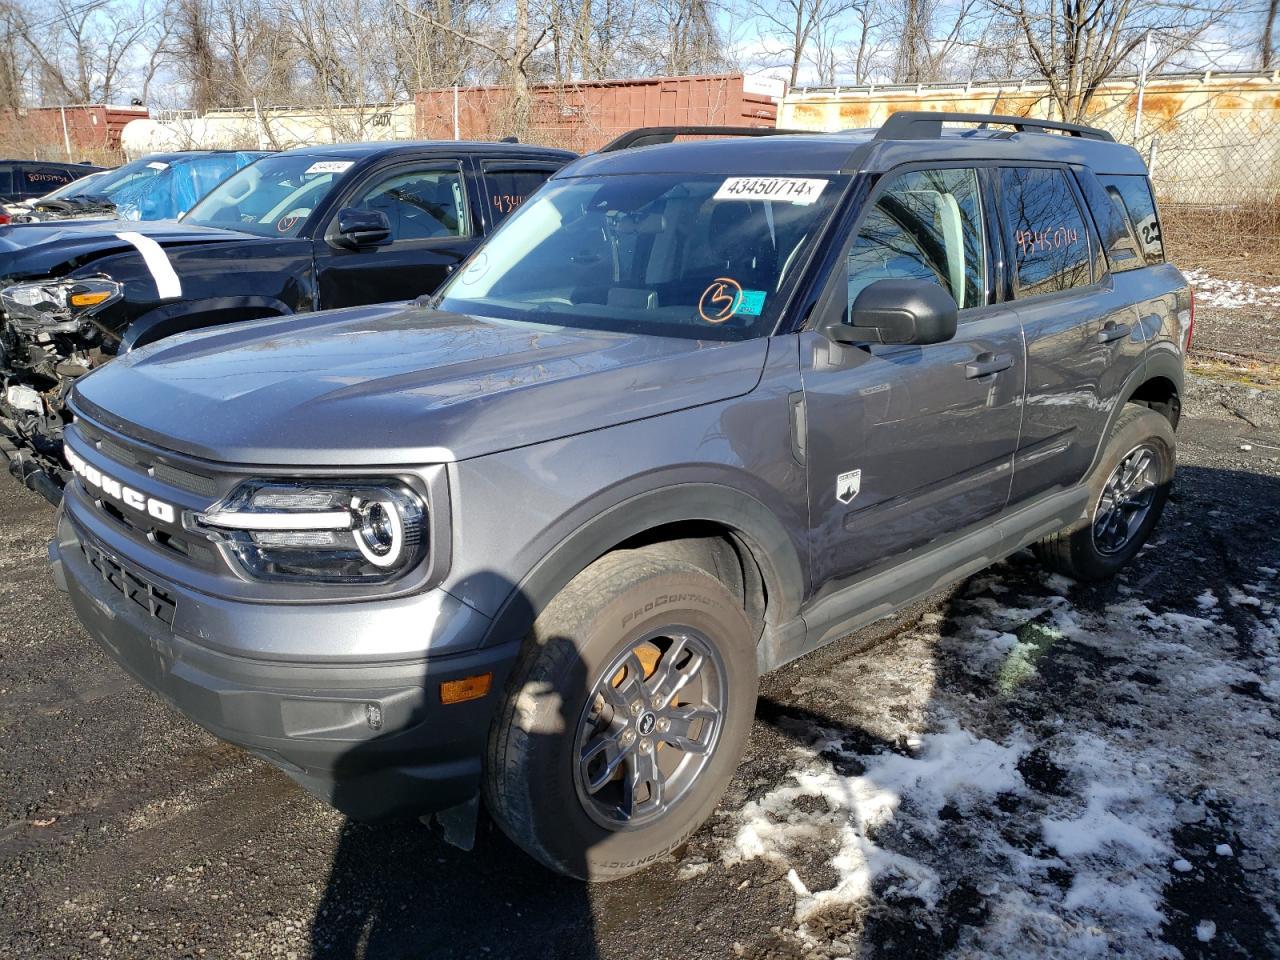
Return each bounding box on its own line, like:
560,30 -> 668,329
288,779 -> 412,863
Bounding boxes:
876,111 -> 1116,143
598,125 -> 813,152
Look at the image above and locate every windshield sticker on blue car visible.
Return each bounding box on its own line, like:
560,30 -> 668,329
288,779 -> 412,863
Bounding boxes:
698,277 -> 743,323
714,177 -> 828,205
736,289 -> 767,316
146,161 -> 169,171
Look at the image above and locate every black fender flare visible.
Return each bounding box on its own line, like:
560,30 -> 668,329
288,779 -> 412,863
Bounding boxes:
479,481 -> 807,650
1086,345 -> 1184,477
120,296 -> 294,353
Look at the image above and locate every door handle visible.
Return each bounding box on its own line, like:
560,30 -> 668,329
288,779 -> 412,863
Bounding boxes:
1097,321 -> 1132,344
965,352 -> 1013,379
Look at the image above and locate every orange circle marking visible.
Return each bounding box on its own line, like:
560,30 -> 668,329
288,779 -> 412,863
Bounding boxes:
698,277 -> 743,324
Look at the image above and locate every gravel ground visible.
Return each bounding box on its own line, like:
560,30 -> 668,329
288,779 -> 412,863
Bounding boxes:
1185,269 -> 1280,361
1,371 -> 1277,960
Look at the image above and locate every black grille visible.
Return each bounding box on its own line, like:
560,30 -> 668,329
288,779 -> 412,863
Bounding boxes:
151,461 -> 218,498
79,539 -> 177,627
76,421 -> 219,498
97,436 -> 140,468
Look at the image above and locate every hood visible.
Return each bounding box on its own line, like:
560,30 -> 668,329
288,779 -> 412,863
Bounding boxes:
72,304 -> 769,465
0,219 -> 256,282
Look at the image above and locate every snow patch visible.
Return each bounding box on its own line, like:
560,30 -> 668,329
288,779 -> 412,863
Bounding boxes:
1184,269 -> 1280,310
726,722 -> 1024,927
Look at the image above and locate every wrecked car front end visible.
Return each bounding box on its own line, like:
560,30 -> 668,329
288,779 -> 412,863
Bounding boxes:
0,273 -> 126,499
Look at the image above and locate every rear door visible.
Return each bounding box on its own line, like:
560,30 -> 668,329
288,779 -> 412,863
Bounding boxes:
313,158 -> 478,309
801,164 -> 1026,596
1096,173 -> 1183,348
1002,165 -> 1146,503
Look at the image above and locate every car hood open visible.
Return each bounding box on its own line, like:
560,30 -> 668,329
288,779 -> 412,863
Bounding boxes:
72,303 -> 770,465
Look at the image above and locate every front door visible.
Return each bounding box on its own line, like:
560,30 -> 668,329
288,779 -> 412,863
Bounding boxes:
314,161 -> 478,309
801,165 -> 1026,599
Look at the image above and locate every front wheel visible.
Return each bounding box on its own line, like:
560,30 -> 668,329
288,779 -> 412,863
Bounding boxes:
484,550 -> 757,880
1034,404 -> 1176,581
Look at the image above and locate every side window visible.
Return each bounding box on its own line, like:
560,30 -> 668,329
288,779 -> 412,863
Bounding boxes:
1099,174 -> 1164,266
351,166 -> 470,242
482,166 -> 555,226
1000,167 -> 1092,298
848,167 -> 986,310
1075,169 -> 1142,274
21,166 -> 74,195
0,168 -> 12,196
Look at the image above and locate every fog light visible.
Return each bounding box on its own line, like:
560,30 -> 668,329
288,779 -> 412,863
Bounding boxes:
440,673 -> 492,705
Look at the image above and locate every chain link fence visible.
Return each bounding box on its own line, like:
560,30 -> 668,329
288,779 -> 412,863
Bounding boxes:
1093,109 -> 1280,284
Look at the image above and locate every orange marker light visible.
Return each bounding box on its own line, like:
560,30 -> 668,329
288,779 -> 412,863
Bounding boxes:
440,672 -> 492,705
69,290 -> 112,308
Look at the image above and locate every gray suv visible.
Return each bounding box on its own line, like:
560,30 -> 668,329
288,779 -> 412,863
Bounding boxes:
49,113 -> 1191,880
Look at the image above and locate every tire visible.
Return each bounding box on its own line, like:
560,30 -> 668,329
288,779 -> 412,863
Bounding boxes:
484,549 -> 757,881
1033,404 -> 1176,581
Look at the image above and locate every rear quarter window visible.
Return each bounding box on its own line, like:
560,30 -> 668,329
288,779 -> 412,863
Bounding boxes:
1075,169 -> 1143,273
1099,174 -> 1164,266
20,166 -> 76,194
482,166 -> 556,226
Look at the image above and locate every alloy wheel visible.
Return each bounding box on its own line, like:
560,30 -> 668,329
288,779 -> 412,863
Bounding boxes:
1093,443 -> 1159,555
574,628 -> 727,830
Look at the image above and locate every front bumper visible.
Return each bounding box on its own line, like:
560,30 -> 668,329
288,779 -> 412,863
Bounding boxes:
51,510 -> 519,820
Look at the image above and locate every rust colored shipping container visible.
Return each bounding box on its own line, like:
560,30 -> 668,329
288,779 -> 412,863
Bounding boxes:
416,74 -> 783,152
2,104 -> 148,163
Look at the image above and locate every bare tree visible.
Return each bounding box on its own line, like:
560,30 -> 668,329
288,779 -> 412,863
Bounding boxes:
18,0 -> 154,103
398,0 -> 551,137
1264,0 -> 1278,70
0,0 -> 26,109
887,0 -> 986,83
745,0 -> 859,88
982,0 -> 1237,121
170,0 -> 222,112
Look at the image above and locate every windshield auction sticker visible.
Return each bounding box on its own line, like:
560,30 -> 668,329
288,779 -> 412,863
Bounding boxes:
714,177 -> 828,205
305,160 -> 355,175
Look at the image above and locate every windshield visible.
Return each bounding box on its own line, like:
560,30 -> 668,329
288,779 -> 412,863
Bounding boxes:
35,171 -> 106,201
437,173 -> 847,340
105,152 -> 266,221
183,154 -> 355,237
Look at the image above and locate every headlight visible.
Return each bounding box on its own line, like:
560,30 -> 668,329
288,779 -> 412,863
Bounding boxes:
0,277 -> 122,333
191,480 -> 427,584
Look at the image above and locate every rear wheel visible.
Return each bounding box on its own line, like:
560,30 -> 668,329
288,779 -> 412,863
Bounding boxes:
484,550 -> 757,880
1034,404 -> 1176,581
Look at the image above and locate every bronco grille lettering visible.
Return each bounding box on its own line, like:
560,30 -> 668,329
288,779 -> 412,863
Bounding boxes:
65,445 -> 177,524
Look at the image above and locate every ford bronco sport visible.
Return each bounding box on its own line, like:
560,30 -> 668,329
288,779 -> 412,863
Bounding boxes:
49,114 -> 1190,880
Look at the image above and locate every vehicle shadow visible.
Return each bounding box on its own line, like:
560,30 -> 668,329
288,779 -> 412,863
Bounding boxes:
308,575 -> 602,960
310,814 -> 599,959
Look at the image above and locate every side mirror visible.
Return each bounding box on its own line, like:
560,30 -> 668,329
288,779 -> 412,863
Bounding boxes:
334,207 -> 392,249
826,278 -> 958,346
